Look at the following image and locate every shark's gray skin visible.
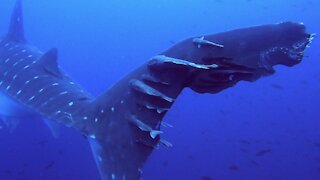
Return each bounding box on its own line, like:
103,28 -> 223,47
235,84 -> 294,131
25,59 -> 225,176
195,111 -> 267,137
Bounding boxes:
0,0 -> 313,180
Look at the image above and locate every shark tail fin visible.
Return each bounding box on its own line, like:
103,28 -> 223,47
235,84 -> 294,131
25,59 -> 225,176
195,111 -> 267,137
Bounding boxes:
88,138 -> 142,180
80,97 -> 153,180
6,0 -> 26,43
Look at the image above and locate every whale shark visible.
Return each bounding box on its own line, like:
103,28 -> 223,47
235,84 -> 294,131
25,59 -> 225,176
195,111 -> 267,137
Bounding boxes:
0,0 -> 313,179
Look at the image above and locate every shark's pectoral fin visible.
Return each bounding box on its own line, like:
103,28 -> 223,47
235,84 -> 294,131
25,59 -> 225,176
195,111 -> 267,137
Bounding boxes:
44,119 -> 60,138
37,48 -> 63,78
0,115 -> 21,133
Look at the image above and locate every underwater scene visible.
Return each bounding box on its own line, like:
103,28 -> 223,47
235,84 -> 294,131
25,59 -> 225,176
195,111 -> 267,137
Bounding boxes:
0,0 -> 319,179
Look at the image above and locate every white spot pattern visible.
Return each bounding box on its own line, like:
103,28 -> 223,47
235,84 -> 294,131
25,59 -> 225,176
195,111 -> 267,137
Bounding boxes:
1,42 -> 92,130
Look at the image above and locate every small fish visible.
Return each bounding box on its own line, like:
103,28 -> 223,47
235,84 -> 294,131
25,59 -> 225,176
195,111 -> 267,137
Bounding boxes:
201,128 -> 209,135
240,148 -> 249,153
270,83 -> 284,90
249,160 -> 260,167
313,157 -> 320,162
58,150 -> 64,155
17,170 -> 24,176
162,161 -> 169,167
201,176 -> 213,180
313,142 -> 320,148
44,161 -> 55,170
299,80 -> 308,85
2,170 -> 13,175
37,140 -> 49,146
169,40 -> 176,45
256,149 -> 272,156
239,139 -> 251,145
229,165 -> 239,171
187,155 -> 196,161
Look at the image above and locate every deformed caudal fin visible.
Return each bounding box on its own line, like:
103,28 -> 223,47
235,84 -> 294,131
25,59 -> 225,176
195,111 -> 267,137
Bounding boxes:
80,22 -> 312,180
160,22 -> 313,94
6,0 -> 26,43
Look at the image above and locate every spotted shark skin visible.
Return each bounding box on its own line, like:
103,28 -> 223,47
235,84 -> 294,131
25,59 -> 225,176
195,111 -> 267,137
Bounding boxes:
0,0 -> 313,180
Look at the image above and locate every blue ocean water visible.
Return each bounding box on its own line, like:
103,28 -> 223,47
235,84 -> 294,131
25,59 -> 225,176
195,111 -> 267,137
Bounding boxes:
0,0 -> 319,179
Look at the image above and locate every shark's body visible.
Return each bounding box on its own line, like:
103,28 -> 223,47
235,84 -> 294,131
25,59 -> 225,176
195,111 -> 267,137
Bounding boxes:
0,1 -> 313,180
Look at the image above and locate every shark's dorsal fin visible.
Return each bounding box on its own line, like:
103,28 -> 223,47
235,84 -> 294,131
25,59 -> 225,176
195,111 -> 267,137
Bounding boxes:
6,0 -> 26,43
38,48 -> 63,78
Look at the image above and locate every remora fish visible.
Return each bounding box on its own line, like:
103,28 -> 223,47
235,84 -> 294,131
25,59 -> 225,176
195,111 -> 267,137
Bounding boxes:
0,0 -> 313,179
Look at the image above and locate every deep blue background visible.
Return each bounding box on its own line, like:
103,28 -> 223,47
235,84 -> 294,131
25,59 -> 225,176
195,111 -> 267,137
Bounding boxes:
0,0 -> 319,179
